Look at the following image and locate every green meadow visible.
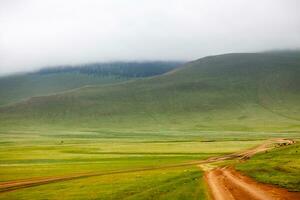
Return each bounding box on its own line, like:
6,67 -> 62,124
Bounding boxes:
236,141 -> 300,191
0,52 -> 299,199
0,130 -> 269,181
1,129 -> 299,199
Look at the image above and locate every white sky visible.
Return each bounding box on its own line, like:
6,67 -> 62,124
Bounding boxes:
1,0 -> 300,75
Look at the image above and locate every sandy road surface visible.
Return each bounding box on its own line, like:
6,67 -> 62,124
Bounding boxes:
205,167 -> 300,200
0,138 -> 296,194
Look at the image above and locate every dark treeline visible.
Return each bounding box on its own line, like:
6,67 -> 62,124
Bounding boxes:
35,61 -> 184,78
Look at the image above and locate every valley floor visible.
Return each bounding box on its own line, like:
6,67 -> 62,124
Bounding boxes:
0,130 -> 299,199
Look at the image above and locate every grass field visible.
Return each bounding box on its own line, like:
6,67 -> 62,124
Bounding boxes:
236,141 -> 300,191
0,129 -> 299,199
0,130 -> 268,181
0,166 -> 206,200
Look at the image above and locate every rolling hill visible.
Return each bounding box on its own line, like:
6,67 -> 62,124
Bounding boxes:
0,52 -> 299,132
0,61 -> 181,106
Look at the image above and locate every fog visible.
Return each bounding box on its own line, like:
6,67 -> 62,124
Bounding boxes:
1,0 -> 300,75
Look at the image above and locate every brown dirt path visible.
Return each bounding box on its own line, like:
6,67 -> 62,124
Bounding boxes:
0,138 -> 296,194
204,138 -> 299,200
205,167 -> 300,200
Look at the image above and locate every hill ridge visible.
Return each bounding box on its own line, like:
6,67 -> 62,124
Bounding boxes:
1,52 -> 299,132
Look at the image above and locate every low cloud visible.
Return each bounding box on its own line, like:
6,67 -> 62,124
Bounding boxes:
1,0 -> 300,75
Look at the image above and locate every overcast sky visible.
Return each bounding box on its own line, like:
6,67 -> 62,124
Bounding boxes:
1,0 -> 300,75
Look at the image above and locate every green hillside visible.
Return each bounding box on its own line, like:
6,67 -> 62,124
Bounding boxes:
0,73 -> 127,106
0,62 -> 181,106
1,52 -> 299,132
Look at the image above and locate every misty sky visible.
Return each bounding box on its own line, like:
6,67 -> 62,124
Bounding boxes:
1,0 -> 300,75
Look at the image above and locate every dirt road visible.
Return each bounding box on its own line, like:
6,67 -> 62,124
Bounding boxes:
204,138 -> 299,200
205,167 -> 300,200
0,138 -> 296,195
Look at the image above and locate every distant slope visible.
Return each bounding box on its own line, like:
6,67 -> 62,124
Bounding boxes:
0,52 -> 299,132
0,73 -> 126,106
0,62 -> 182,106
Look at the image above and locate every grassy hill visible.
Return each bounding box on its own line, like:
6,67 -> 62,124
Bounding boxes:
0,62 -> 181,106
0,73 -> 126,106
0,52 -> 299,200
1,52 -> 299,132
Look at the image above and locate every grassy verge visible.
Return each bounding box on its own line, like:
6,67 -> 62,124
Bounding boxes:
236,141 -> 300,191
